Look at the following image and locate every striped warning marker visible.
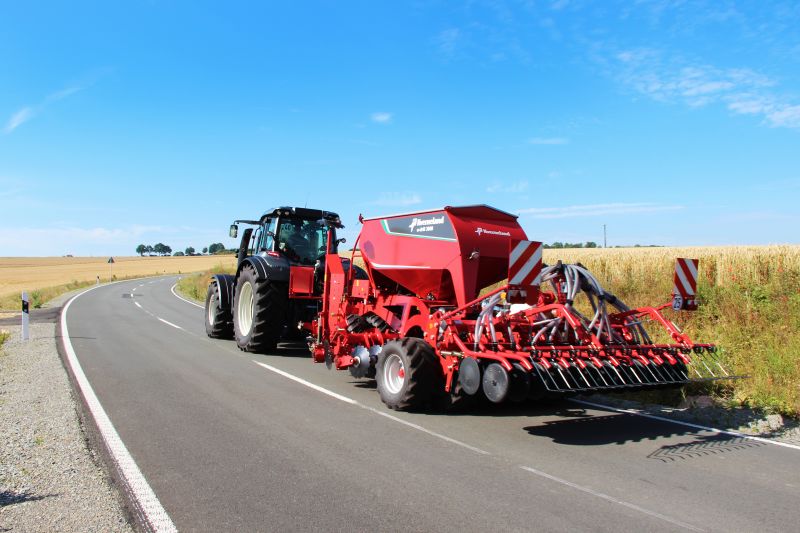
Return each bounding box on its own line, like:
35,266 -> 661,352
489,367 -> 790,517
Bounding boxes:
673,258 -> 698,310
509,240 -> 543,287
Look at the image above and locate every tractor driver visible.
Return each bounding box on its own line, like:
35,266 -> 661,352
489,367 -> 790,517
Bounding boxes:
278,219 -> 312,263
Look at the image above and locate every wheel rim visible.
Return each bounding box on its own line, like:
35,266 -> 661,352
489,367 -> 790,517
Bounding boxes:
207,292 -> 218,325
238,281 -> 254,335
382,353 -> 406,395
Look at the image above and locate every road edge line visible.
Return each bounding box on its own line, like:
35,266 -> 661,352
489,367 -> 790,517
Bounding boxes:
170,282 -> 203,308
570,399 -> 800,451
60,281 -> 178,532
519,466 -> 704,531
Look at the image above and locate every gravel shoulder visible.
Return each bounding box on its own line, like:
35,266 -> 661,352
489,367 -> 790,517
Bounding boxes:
0,322 -> 133,532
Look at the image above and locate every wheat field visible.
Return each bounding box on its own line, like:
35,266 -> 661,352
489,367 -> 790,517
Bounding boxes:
0,255 -> 237,309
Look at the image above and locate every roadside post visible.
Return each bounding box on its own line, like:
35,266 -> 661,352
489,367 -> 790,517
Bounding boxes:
21,291 -> 29,341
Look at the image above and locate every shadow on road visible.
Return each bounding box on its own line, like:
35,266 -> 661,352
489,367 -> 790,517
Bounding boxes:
522,408 -> 766,457
0,489 -> 57,508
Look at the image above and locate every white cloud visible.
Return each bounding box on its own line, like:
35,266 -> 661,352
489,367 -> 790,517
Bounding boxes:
611,48 -> 800,129
437,28 -> 461,57
527,137 -> 569,145
3,83 -> 87,134
519,202 -> 683,219
371,112 -> 393,124
371,192 -> 422,207
4,107 -> 34,133
487,180 -> 528,193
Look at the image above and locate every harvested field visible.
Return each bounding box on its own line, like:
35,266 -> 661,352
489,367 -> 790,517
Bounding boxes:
0,255 -> 237,310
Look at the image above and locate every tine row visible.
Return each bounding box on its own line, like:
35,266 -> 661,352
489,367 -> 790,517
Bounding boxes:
531,359 -> 690,394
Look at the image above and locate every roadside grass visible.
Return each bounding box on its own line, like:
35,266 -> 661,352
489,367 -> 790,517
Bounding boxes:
0,330 -> 9,354
176,263 -> 237,302
543,246 -> 800,417
0,279 -> 96,311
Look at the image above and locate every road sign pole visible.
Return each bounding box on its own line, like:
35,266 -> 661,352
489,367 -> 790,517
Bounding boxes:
21,291 -> 30,341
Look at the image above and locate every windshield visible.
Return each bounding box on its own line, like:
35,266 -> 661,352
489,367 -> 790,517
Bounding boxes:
276,218 -> 333,265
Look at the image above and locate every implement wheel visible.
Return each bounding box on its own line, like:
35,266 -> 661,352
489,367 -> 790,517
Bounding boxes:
233,265 -> 288,353
376,338 -> 438,411
205,281 -> 233,339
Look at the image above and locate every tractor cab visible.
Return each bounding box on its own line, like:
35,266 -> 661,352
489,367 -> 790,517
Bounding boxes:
230,207 -> 343,268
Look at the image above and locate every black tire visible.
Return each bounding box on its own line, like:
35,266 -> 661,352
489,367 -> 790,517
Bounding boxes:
233,265 -> 288,353
205,282 -> 233,338
376,338 -> 439,411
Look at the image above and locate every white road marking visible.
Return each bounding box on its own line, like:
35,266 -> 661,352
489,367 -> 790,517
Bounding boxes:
571,399 -> 800,452
132,287 -> 136,292
171,283 -> 203,309
253,361 -> 489,455
520,466 -> 704,532
61,283 -> 177,532
134,301 -> 142,309
157,317 -> 183,330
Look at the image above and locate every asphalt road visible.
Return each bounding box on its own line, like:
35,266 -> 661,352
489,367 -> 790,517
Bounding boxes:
63,277 -> 800,532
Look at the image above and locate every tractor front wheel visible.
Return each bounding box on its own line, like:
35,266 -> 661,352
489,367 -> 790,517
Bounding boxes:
376,338 -> 438,411
233,266 -> 288,352
205,281 -> 233,338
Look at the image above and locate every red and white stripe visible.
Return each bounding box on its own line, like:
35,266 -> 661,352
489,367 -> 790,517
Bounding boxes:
673,258 -> 698,299
509,240 -> 543,287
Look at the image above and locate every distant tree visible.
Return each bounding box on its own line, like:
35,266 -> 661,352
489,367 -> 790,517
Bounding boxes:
185,246 -> 195,256
163,245 -> 172,256
208,242 -> 225,254
202,246 -> 208,254
174,251 -> 185,256
585,241 -> 598,248
136,244 -> 147,256
153,243 -> 165,255
145,245 -> 154,256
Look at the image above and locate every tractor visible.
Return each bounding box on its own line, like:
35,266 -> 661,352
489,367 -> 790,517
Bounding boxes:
204,207 -> 354,352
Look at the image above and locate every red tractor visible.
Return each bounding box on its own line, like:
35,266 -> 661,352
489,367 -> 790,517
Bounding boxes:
309,205 -> 729,411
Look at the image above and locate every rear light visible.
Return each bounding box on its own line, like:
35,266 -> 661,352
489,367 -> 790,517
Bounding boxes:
267,251 -> 281,258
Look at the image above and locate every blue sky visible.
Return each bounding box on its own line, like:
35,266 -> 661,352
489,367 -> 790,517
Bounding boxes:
1,1 -> 799,256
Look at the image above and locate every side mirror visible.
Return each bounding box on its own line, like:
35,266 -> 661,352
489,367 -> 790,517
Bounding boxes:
337,238 -> 347,245
229,224 -> 238,239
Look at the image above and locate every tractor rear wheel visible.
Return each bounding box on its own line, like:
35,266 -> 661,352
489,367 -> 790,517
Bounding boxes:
205,282 -> 233,338
233,265 -> 288,353
376,338 -> 438,411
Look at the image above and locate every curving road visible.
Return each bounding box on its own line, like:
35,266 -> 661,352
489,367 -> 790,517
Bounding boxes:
62,277 -> 800,532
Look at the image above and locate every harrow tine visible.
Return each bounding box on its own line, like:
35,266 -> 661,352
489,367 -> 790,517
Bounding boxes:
664,364 -> 683,383
625,363 -> 643,385
572,364 -> 592,389
555,366 -> 573,390
648,362 -> 670,383
607,362 -> 627,386
591,364 -> 611,388
643,362 -> 662,383
582,364 -> 601,388
532,362 -> 558,392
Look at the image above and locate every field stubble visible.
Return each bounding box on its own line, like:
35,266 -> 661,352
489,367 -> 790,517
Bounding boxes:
0,255 -> 237,310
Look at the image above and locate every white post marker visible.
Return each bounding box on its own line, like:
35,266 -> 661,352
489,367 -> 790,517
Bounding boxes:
21,291 -> 30,341
108,256 -> 115,281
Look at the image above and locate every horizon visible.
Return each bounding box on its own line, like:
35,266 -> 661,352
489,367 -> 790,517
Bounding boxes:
2,1 -> 799,255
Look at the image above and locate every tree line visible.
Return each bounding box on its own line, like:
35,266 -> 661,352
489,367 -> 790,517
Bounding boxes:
135,243 -> 228,256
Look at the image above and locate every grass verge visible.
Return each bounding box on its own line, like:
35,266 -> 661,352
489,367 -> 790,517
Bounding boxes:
176,263 -> 237,302
0,330 -> 9,353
